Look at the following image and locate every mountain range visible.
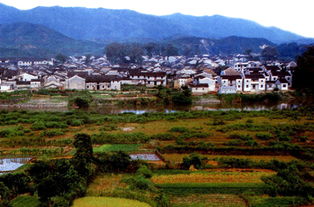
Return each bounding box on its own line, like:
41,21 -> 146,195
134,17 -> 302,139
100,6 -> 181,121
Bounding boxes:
0,3 -> 312,58
0,3 -> 312,44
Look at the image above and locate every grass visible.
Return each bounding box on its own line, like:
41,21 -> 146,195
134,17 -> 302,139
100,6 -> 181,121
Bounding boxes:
72,197 -> 151,207
151,171 -> 275,184
93,144 -> 141,153
158,183 -> 267,195
9,195 -> 40,207
170,194 -> 246,207
246,195 -> 308,207
86,174 -> 127,196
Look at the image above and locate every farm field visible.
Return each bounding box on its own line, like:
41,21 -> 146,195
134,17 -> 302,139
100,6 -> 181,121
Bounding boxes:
170,194 -> 246,207
162,153 -> 297,164
151,171 -> 275,184
93,144 -> 141,153
72,197 -> 151,207
0,108 -> 313,207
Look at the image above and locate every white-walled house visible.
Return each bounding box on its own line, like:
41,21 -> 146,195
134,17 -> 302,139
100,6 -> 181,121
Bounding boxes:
16,73 -> 38,82
197,76 -> 216,92
243,74 -> 266,92
65,75 -> 86,90
275,79 -> 289,91
219,75 -> 243,92
189,83 -> 210,95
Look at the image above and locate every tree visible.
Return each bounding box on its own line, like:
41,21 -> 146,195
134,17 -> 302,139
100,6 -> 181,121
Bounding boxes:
0,182 -> 10,201
72,133 -> 94,177
72,97 -> 90,109
181,153 -> 208,169
162,44 -> 179,56
55,54 -> 68,64
293,46 -> 314,93
105,42 -> 126,64
244,49 -> 253,61
172,86 -> 192,106
261,46 -> 278,61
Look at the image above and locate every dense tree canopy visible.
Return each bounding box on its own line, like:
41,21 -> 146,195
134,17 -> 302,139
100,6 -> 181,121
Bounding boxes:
293,46 -> 314,93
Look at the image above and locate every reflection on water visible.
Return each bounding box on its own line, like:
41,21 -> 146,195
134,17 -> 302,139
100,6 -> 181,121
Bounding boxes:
88,103 -> 299,114
0,98 -> 299,114
0,157 -> 31,174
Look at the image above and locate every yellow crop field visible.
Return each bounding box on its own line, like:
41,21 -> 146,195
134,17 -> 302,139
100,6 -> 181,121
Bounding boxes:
151,171 -> 275,184
72,197 -> 151,207
86,174 -> 126,196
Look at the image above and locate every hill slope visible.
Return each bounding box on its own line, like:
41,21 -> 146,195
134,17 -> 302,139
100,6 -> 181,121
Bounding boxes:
0,3 -> 306,43
0,22 -> 103,57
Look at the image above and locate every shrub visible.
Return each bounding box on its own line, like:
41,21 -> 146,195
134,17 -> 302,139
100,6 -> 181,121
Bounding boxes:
169,127 -> 189,133
181,153 -> 208,169
229,133 -> 253,141
100,124 -> 118,131
151,133 -> 176,140
123,175 -> 156,191
256,132 -> 273,140
41,129 -> 65,137
45,121 -> 68,129
31,121 -> 46,130
212,119 -> 225,126
69,119 -> 83,126
136,165 -> 153,179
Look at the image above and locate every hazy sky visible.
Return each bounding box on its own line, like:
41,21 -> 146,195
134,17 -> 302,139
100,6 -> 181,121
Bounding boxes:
1,0 -> 314,38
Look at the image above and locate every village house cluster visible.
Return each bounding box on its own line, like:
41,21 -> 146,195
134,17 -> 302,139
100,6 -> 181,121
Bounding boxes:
0,55 -> 296,94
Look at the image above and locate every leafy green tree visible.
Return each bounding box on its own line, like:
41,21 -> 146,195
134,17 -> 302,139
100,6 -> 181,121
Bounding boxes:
262,164 -> 314,198
293,46 -> 314,93
0,173 -> 31,197
261,46 -> 278,61
55,54 -> 68,64
72,97 -> 90,109
172,86 -> 192,106
181,153 -> 208,169
72,133 -> 94,177
0,182 -> 10,201
97,151 -> 132,173
136,165 -> 152,178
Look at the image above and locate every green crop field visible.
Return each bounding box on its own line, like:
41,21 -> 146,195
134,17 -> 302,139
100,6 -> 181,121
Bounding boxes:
93,144 -> 141,153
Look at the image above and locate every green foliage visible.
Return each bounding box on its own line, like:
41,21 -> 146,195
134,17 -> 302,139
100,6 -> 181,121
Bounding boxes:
169,127 -> 190,133
9,195 -> 40,207
155,193 -> 170,207
0,173 -> 31,198
31,121 -> 46,130
73,133 -> 94,177
246,196 -> 308,207
99,124 -> 118,131
93,144 -> 140,153
92,132 -> 150,144
151,133 -> 176,140
28,159 -> 87,205
157,183 -> 267,195
123,175 -> 156,191
96,151 -> 135,173
262,164 -> 314,198
293,46 -> 314,93
256,133 -> 273,140
0,182 -> 10,201
136,165 -> 153,179
181,153 -> 208,169
40,129 -> 64,137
